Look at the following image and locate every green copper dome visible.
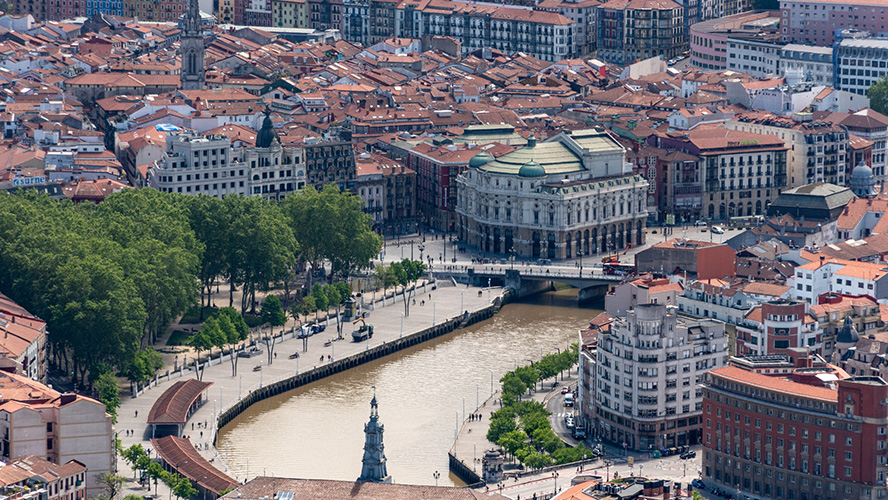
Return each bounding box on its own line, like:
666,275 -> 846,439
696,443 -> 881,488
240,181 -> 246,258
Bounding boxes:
518,159 -> 546,178
469,151 -> 494,168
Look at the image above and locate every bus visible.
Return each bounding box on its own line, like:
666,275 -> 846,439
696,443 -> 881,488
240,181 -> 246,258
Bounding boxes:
602,262 -> 636,276
729,215 -> 764,228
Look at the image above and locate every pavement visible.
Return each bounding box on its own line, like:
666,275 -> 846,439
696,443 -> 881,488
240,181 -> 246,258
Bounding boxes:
115,278 -> 502,499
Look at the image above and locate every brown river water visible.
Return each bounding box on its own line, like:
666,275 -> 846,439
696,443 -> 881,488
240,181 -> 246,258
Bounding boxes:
216,289 -> 602,487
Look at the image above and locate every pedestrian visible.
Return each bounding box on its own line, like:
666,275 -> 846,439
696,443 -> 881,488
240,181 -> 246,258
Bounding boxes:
274,352 -> 277,359
135,410 -> 138,418
192,423 -> 194,430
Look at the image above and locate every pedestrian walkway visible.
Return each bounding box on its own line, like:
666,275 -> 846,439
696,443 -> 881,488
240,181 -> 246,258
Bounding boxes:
115,282 -> 502,499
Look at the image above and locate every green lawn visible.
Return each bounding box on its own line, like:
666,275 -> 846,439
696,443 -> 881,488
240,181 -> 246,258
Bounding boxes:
167,330 -> 194,346
180,305 -> 218,324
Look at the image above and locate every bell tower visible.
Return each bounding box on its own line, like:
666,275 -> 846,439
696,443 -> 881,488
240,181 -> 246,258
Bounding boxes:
358,387 -> 392,483
180,0 -> 205,90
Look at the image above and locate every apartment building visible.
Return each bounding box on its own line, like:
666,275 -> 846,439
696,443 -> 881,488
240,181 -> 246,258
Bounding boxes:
343,0 -> 579,62
726,33 -> 784,78
592,303 -> 728,451
658,128 -> 788,220
597,0 -> 686,66
702,356 -> 888,500
148,135 -> 251,197
791,257 -> 888,302
835,35 -> 888,96
272,0 -> 309,28
148,131 -> 305,199
690,11 -> 778,71
736,299 -> 822,356
0,372 -> 113,497
303,140 -> 357,192
727,113 -> 848,188
780,0 -> 888,46
780,45 -> 833,86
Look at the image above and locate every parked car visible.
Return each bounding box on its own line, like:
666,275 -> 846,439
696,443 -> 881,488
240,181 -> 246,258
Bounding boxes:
694,220 -> 708,226
573,426 -> 586,439
711,226 -> 725,234
565,418 -> 575,429
692,479 -> 705,490
680,450 -> 696,459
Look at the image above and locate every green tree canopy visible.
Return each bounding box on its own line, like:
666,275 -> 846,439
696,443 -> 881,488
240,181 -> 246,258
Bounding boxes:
283,184 -> 381,278
869,75 -> 888,116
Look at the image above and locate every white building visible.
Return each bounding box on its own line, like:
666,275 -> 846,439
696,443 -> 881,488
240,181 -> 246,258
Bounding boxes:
726,35 -> 784,78
836,36 -> 888,96
592,303 -> 728,451
790,257 -> 888,302
779,44 -> 833,86
148,134 -> 251,197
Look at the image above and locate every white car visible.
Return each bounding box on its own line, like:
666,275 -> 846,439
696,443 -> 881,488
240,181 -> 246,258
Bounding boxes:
694,220 -> 708,227
711,226 -> 725,234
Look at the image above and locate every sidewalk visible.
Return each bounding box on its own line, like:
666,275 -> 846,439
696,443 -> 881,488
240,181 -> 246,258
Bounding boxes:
115,281 -> 503,499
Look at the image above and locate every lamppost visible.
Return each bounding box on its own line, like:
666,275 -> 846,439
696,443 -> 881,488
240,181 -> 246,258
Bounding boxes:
552,471 -> 559,494
419,243 -> 424,262
400,313 -> 404,338
487,278 -> 491,303
605,460 -> 612,481
433,471 -> 440,487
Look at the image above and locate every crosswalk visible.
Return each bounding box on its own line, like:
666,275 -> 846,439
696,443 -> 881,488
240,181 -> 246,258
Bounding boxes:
552,412 -> 575,418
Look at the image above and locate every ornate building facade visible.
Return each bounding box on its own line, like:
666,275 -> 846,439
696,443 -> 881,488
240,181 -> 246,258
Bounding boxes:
304,140 -> 357,191
456,129 -> 649,260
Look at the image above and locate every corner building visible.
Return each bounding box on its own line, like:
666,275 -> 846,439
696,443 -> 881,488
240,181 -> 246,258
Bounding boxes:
703,362 -> 888,500
593,303 -> 728,451
456,128 -> 648,260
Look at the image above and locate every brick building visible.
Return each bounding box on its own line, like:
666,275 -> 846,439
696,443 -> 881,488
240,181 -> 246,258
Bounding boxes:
702,355 -> 888,500
635,239 -> 736,279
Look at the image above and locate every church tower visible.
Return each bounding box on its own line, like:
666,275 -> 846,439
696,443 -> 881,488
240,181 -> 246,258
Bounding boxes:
358,389 -> 392,484
180,0 -> 205,90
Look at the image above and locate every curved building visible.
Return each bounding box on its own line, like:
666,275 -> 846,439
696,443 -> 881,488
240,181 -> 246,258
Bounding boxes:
455,128 -> 649,260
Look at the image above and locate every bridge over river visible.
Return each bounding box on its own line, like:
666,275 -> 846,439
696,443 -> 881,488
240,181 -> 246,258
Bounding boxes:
431,265 -> 626,302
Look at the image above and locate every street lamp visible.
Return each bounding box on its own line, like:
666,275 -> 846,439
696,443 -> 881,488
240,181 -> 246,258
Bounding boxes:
552,471 -> 559,494
433,470 -> 440,487
605,460 -> 612,481
419,243 -> 424,262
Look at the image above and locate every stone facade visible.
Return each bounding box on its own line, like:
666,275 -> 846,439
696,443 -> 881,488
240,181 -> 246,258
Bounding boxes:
456,129 -> 648,261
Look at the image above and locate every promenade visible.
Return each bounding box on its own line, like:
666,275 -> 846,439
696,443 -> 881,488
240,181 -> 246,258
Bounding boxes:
115,280 -> 502,498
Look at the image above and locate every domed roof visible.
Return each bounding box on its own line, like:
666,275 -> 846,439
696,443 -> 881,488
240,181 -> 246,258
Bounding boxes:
837,316 -> 860,345
852,161 -> 874,179
468,151 -> 494,168
256,109 -> 279,149
518,159 -> 546,178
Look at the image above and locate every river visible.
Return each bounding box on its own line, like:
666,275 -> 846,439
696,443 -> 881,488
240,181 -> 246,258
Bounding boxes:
216,288 -> 602,487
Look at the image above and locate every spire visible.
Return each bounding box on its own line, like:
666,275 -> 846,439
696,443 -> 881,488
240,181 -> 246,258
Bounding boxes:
358,388 -> 391,484
179,0 -> 205,90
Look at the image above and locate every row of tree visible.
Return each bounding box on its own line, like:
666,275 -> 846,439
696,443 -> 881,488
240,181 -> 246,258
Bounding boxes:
120,444 -> 198,499
486,348 -> 585,468
500,346 -> 579,405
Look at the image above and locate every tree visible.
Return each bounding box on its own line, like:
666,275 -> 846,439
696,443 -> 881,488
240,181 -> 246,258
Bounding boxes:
170,474 -> 198,500
283,184 -> 382,280
190,318 -> 224,380
97,473 -> 127,500
311,284 -> 329,323
180,195 -> 229,315
259,294 -> 287,363
288,302 -> 305,330
122,348 -> 163,386
323,284 -> 342,335
487,409 -> 518,444
500,372 -> 527,404
121,444 -> 149,480
497,430 -> 528,459
870,76 -> 888,115
215,308 -> 248,376
374,264 -> 397,302
390,259 -> 426,317
94,371 -> 120,423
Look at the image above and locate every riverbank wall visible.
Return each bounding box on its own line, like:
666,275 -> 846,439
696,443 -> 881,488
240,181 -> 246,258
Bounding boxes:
216,299 -> 501,430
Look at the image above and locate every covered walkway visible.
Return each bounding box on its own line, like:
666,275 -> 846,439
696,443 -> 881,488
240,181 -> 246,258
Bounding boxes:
147,379 -> 212,438
151,435 -> 239,498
